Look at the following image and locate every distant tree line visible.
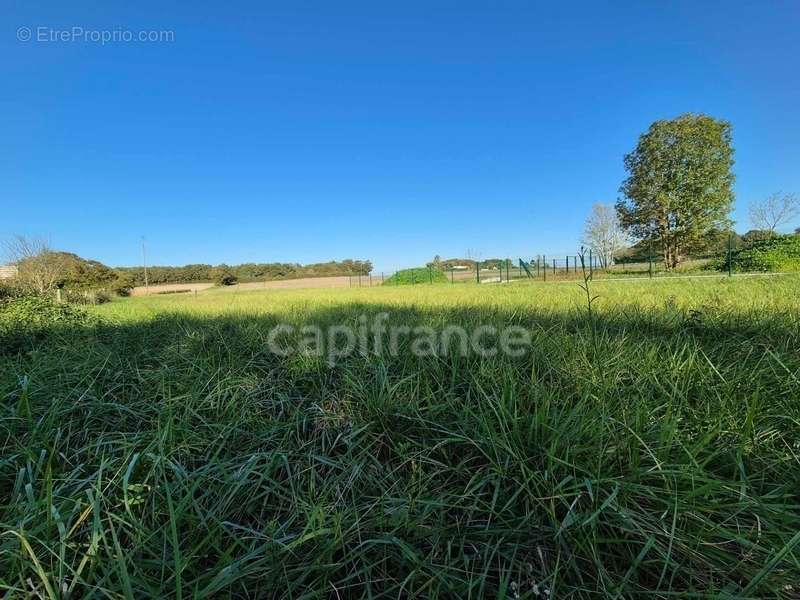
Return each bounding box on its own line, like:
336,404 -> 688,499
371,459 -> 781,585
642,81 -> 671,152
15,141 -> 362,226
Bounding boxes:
116,259 -> 373,286
2,236 -> 374,297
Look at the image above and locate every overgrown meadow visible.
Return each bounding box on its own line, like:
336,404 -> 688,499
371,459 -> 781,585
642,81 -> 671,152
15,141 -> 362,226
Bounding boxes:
2,276 -> 799,598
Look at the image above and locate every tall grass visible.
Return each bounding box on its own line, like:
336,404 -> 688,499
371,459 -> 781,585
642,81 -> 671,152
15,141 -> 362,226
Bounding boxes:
1,276 -> 799,597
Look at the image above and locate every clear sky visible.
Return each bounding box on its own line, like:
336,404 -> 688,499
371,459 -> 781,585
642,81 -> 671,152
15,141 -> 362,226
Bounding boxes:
2,1 -> 799,271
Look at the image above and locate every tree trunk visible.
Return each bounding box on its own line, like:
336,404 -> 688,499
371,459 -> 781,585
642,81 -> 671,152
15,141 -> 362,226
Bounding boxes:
666,244 -> 680,269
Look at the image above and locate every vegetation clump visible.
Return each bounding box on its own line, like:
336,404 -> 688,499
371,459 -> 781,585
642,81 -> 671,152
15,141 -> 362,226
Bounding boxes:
0,293 -> 101,353
716,234 -> 800,272
385,267 -> 448,285
211,266 -> 238,286
63,288 -> 113,305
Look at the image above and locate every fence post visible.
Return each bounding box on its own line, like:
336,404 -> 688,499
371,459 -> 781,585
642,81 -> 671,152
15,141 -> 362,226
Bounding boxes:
543,255 -> 547,281
536,256 -> 540,278
506,258 -> 510,281
476,261 -> 481,284
429,266 -> 433,284
648,240 -> 653,279
381,272 -> 385,284
589,250 -> 593,277
451,268 -> 454,283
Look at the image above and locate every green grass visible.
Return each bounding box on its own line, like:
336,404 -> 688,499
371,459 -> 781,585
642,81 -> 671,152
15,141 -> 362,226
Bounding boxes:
2,276 -> 800,597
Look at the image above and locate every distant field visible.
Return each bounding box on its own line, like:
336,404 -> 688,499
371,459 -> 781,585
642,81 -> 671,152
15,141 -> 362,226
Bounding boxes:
131,275 -> 362,295
130,262 -> 722,296
3,275 -> 799,597
130,282 -> 215,295
131,264 -> 715,296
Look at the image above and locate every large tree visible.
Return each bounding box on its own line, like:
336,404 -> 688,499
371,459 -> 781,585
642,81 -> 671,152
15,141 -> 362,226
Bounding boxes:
616,114 -> 735,269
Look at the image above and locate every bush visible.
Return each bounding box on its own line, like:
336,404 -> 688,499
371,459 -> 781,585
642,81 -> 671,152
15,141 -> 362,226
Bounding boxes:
385,267 -> 449,285
0,282 -> 22,300
0,294 -> 89,326
212,267 -> 238,286
112,274 -> 135,297
64,289 -> 112,305
0,294 -> 101,354
714,234 -> 800,273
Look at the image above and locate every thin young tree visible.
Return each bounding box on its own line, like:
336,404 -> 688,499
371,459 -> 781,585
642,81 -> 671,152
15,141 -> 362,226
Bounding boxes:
582,203 -> 627,268
749,192 -> 799,234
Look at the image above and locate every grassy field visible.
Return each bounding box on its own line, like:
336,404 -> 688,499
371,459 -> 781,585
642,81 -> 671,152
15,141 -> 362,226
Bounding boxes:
2,276 -> 800,597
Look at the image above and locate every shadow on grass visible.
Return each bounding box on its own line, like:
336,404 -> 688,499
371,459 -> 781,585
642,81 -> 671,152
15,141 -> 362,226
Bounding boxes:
1,301 -> 799,597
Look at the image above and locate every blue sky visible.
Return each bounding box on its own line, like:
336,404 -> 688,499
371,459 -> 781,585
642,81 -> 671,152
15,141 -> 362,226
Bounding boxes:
2,1 -> 799,271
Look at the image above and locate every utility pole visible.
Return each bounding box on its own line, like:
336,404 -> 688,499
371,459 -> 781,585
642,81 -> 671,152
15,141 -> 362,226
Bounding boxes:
141,236 -> 149,295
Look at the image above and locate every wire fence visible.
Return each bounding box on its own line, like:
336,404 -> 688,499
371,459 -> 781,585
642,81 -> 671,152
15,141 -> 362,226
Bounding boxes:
346,234 -> 782,287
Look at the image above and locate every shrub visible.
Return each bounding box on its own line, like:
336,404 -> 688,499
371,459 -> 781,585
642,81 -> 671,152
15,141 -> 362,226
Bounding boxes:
212,267 -> 238,286
0,282 -> 23,300
0,294 -> 101,354
112,274 -> 135,297
714,234 -> 800,272
64,289 -> 113,305
0,294 -> 97,327
385,267 -> 449,285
